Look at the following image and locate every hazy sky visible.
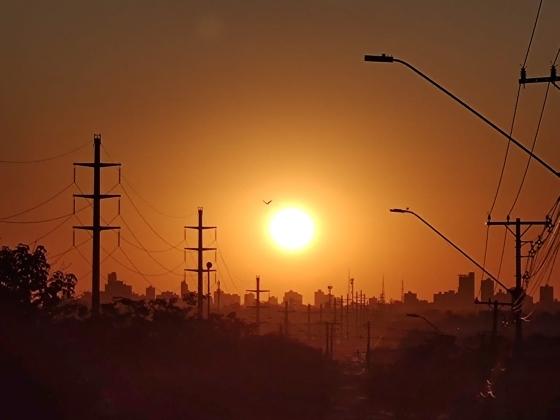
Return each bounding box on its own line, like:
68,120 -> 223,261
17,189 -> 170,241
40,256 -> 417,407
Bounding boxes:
1,0 -> 558,303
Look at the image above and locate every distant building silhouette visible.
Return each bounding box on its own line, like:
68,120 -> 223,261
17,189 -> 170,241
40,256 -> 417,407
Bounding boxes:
314,289 -> 329,307
268,295 -> 279,306
403,291 -> 419,306
180,280 -> 189,299
458,272 -> 475,305
244,292 -> 255,307
540,284 -> 554,305
104,272 -> 133,301
156,291 -> 179,301
480,278 -> 494,302
218,292 -> 241,308
433,290 -> 457,308
283,290 -> 303,307
146,285 -> 156,300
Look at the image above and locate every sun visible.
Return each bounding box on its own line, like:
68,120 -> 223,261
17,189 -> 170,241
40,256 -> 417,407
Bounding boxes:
269,207 -> 315,251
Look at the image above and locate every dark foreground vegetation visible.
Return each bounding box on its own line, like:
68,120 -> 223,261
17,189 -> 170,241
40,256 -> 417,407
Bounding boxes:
367,332 -> 560,419
0,245 -> 336,420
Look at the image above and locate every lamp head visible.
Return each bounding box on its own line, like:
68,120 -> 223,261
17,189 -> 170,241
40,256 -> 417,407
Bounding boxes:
364,53 -> 394,63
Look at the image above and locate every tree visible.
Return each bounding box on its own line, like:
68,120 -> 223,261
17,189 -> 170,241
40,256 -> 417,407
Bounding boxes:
0,244 -> 77,310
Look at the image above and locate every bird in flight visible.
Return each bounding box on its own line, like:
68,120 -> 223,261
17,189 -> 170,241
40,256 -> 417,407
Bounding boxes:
263,200 -> 272,205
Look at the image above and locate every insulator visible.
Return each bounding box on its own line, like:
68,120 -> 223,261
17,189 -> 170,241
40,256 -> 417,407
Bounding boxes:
72,230 -> 76,247
73,167 -> 76,183
183,249 -> 186,263
118,167 -> 121,184
73,198 -> 76,214
184,228 -> 186,241
118,199 -> 121,215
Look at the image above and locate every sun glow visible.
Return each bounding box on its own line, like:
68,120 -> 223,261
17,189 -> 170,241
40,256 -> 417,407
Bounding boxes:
269,207 -> 315,252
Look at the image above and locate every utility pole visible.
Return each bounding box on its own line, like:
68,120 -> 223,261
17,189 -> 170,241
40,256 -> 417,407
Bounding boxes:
487,217 -> 550,348
185,208 -> 216,319
73,134 -> 120,317
278,301 -> 295,337
475,298 -> 510,355
247,275 -> 269,334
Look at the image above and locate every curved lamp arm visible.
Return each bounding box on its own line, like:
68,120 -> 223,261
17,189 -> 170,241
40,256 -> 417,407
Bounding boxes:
365,54 -> 559,178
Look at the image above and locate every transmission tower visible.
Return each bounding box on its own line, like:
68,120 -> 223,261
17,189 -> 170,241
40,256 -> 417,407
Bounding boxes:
73,134 -> 121,317
185,207 -> 216,319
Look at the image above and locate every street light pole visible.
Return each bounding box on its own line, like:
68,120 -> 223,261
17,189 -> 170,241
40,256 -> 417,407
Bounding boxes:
364,54 -> 559,178
406,313 -> 442,334
389,208 -> 509,291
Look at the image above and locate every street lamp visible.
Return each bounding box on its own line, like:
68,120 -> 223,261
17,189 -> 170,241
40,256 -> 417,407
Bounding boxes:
389,208 -> 510,292
364,53 -> 559,178
406,313 -> 442,334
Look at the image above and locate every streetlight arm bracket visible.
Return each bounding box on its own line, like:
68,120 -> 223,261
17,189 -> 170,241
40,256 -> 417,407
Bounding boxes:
364,53 -> 559,178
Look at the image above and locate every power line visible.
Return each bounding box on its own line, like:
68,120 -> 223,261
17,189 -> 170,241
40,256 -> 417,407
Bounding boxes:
118,214 -> 183,277
0,212 -> 77,224
522,0 -> 544,67
101,144 -> 193,220
0,183 -> 74,220
508,81 -> 551,215
0,141 -> 90,164
120,184 -> 185,251
488,85 -> 522,216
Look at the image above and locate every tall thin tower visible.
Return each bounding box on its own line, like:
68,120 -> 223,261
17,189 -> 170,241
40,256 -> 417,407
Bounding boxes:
74,134 -> 121,317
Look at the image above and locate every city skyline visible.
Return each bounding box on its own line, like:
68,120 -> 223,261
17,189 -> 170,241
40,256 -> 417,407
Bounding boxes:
1,0 -> 558,308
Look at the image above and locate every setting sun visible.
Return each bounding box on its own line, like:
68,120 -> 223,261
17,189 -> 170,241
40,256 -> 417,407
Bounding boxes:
269,207 -> 315,251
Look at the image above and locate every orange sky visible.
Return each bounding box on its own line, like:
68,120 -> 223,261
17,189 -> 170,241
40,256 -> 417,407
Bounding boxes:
1,0 -> 558,303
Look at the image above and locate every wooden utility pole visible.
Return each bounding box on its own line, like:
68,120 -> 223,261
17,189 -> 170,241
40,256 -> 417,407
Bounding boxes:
185,208 -> 216,319
73,134 -> 120,317
487,217 -> 550,348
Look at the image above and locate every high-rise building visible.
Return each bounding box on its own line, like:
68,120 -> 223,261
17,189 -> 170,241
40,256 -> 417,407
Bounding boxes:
480,278 -> 494,302
104,272 -> 133,301
403,291 -> 419,306
314,289 -> 329,307
145,286 -> 156,300
283,290 -> 303,307
540,284 -> 554,305
458,272 -> 475,305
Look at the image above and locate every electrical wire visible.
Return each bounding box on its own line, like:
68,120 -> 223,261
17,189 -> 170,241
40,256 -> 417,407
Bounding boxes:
0,183 -> 74,220
118,214 -> 183,277
522,0 -> 544,67
101,144 -> 193,220
508,81 -> 551,215
0,212 -> 77,224
0,141 -> 90,164
120,184 -> 185,251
